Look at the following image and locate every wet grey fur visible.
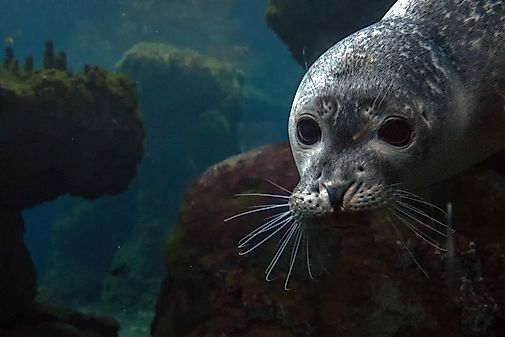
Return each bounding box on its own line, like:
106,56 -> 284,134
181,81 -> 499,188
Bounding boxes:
288,0 -> 505,219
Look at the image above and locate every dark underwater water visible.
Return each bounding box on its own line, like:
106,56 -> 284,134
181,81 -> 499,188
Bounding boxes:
0,0 -> 302,335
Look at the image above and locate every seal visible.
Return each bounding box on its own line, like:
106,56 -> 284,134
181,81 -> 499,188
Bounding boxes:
289,0 -> 505,220
229,0 -> 505,288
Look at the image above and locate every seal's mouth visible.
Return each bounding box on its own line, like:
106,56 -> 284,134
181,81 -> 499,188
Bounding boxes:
225,180 -> 452,289
340,181 -> 363,211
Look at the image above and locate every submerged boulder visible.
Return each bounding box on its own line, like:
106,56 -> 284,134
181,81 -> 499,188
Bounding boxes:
152,142 -> 505,337
0,41 -> 144,337
94,42 -> 244,312
0,43 -> 144,209
116,42 -> 242,173
266,0 -> 396,66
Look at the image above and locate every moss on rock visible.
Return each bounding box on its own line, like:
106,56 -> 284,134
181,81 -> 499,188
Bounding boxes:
0,42 -> 144,209
0,41 -> 144,337
116,42 -> 242,171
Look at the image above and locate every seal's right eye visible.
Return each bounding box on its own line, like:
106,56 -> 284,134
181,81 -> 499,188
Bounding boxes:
297,116 -> 321,145
378,117 -> 413,147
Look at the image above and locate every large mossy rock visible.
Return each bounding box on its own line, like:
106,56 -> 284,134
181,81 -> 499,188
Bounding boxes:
116,42 -> 242,171
152,143 -> 505,337
0,209 -> 36,330
266,0 -> 396,65
0,42 -> 144,337
92,43 -> 245,312
0,48 -> 144,208
41,195 -> 136,305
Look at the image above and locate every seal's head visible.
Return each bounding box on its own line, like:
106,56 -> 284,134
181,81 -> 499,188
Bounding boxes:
287,21 -> 493,223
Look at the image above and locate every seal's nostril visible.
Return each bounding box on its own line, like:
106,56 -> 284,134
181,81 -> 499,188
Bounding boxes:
326,181 -> 353,209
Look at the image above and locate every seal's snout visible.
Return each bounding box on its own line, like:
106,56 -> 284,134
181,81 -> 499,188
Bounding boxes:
323,181 -> 353,210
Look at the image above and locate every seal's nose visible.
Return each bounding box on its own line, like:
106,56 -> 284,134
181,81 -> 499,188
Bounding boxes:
325,182 -> 353,209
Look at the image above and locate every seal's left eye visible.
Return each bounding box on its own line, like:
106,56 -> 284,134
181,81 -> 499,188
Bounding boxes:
297,117 -> 321,145
378,117 -> 413,147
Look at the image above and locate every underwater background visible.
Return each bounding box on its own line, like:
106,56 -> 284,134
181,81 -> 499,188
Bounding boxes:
4,1 -> 505,337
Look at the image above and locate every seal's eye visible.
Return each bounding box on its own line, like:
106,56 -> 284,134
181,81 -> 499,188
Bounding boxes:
378,117 -> 413,147
297,117 -> 321,145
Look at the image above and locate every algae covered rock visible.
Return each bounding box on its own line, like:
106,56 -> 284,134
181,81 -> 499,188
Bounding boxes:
266,0 -> 396,65
41,195 -> 136,305
0,41 -> 144,337
0,42 -> 144,209
152,143 -> 505,337
5,301 -> 119,337
0,209 -> 36,330
93,43 -> 245,312
116,42 -> 242,172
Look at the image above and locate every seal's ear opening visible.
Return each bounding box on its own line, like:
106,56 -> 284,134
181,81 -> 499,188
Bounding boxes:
478,148 -> 505,175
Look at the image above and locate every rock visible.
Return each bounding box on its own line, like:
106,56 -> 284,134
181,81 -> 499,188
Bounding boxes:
116,42 -> 242,172
0,208 -> 36,330
41,196 -> 137,305
266,0 -> 396,65
4,302 -> 119,337
152,142 -> 505,337
0,41 -> 144,337
94,42 -> 244,311
0,43 -> 144,209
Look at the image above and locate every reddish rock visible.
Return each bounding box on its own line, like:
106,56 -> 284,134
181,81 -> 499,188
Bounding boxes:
152,143 -> 505,337
0,42 -> 144,337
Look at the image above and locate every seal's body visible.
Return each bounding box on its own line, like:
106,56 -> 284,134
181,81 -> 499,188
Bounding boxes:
288,0 -> 505,219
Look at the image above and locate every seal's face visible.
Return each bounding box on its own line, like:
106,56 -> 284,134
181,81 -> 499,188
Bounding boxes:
288,72 -> 436,222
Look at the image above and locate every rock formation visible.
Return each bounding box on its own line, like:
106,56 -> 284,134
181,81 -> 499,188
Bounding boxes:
266,0 -> 396,66
151,143 -> 505,337
0,41 -> 144,337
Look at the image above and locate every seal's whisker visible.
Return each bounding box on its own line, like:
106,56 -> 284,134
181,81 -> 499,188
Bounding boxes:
236,193 -> 290,199
393,193 -> 447,217
387,182 -> 406,189
285,223 -> 304,290
390,208 -> 447,251
375,64 -> 403,111
224,204 -> 289,222
387,216 -> 429,278
394,201 -> 451,232
265,220 -> 298,281
392,206 -> 447,240
239,216 -> 293,255
265,179 -> 292,194
238,211 -> 291,247
304,226 -> 314,280
390,208 -> 443,245
394,189 -> 447,214
248,203 -> 289,209
238,214 -> 291,249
